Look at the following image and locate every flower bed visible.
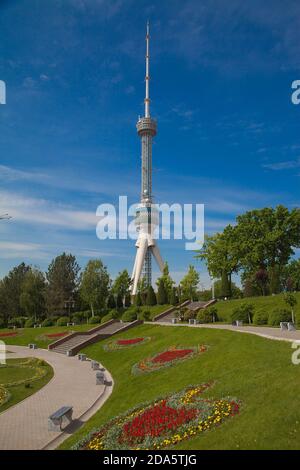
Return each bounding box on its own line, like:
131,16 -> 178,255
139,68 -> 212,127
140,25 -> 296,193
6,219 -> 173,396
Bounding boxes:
0,386 -> 10,407
0,358 -> 48,387
45,332 -> 68,339
74,383 -> 240,450
132,345 -> 207,375
0,331 -> 19,338
104,336 -> 150,352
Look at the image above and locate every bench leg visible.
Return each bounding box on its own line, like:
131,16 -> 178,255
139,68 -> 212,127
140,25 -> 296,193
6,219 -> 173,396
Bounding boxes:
48,417 -> 62,432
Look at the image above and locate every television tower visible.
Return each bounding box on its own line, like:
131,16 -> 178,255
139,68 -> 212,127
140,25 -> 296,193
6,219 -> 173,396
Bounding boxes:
131,22 -> 164,296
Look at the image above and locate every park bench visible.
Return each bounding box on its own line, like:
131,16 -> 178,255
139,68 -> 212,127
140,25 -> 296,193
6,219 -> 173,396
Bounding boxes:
288,322 -> 296,331
280,322 -> 288,331
28,343 -> 37,349
189,319 -> 197,325
171,318 -> 177,324
91,360 -> 100,370
96,371 -> 105,385
67,322 -> 75,327
78,353 -> 86,361
48,406 -> 73,432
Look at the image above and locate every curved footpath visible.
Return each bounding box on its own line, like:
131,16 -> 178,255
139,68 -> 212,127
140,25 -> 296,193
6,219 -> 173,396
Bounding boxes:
154,321 -> 300,343
0,345 -> 113,450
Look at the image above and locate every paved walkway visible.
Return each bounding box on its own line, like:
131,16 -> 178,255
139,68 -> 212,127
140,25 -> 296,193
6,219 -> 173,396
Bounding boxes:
153,321 -> 300,343
0,346 -> 113,450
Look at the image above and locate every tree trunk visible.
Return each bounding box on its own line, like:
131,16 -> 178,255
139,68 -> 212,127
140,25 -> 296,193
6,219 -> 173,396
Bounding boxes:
91,303 -> 94,317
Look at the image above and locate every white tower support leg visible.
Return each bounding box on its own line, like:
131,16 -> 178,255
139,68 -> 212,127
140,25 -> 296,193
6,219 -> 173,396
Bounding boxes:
132,238 -> 148,296
151,244 -> 164,272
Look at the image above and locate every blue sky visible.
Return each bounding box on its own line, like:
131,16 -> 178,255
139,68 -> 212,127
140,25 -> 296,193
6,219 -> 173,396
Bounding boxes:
0,0 -> 300,287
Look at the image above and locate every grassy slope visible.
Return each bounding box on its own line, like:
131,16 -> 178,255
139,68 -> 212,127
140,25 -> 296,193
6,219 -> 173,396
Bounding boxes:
215,292 -> 300,323
0,357 -> 53,412
57,323 -> 300,450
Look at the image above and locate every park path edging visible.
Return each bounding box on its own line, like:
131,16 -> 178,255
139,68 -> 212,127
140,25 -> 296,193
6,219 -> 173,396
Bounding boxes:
0,346 -> 113,450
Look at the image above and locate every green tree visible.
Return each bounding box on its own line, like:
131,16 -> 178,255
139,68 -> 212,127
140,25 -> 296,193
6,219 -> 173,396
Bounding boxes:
46,253 -> 80,315
284,292 -> 297,324
156,263 -> 174,302
0,263 -> 30,325
124,293 -> 131,308
112,270 -> 132,301
180,265 -> 200,300
283,259 -> 300,291
107,293 -> 116,309
197,225 -> 240,298
235,206 -> 300,294
116,292 -> 124,310
135,291 -> 143,307
146,285 -> 157,306
80,259 -> 110,317
169,287 -> 178,305
156,279 -> 168,305
20,268 -> 46,322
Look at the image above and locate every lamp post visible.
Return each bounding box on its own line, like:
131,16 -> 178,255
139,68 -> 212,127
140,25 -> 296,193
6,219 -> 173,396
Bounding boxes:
64,298 -> 75,322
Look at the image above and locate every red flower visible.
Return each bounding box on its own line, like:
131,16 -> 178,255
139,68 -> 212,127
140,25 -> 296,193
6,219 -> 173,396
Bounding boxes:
120,401 -> 197,445
117,337 -> 144,346
46,332 -> 68,338
152,349 -> 194,364
0,331 -> 18,337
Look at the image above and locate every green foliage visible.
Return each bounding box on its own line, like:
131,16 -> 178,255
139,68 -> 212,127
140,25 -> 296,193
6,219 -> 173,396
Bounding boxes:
56,316 -> 69,326
197,310 -> 213,323
80,259 -> 110,316
24,318 -> 35,328
135,292 -> 143,307
88,315 -> 101,324
116,293 -> 124,310
0,263 -> 31,326
101,312 -> 114,323
221,270 -> 231,298
156,280 -> 168,305
46,253 -> 80,315
253,309 -> 269,325
231,303 -> 254,324
20,268 -> 46,322
72,311 -> 85,324
12,317 -> 26,328
124,293 -> 131,308
146,286 -> 157,306
180,265 -> 200,300
169,287 -> 178,305
121,310 -> 137,322
107,293 -> 116,309
138,309 -> 151,321
268,308 -> 292,326
112,270 -> 131,300
41,318 -> 54,327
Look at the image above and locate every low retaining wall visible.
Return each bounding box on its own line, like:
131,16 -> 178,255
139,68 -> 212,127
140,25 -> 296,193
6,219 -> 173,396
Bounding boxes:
153,300 -> 191,322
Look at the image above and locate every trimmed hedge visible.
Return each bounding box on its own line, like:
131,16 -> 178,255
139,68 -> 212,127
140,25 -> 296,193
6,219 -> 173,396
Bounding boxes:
122,310 -> 137,322
253,309 -> 269,325
89,315 -> 101,325
56,316 -> 69,327
268,308 -> 292,326
41,318 -> 54,327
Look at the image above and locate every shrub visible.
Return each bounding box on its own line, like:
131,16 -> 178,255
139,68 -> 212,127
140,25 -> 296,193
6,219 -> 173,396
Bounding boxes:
231,303 -> 254,324
146,286 -> 157,306
72,311 -> 85,324
268,308 -> 292,326
101,312 -> 113,323
138,309 -> 151,321
89,315 -> 101,324
253,309 -> 269,325
56,316 -> 69,327
41,318 -> 54,327
122,310 -> 137,322
11,317 -> 26,328
24,318 -> 35,328
183,309 -> 196,321
197,308 -> 213,323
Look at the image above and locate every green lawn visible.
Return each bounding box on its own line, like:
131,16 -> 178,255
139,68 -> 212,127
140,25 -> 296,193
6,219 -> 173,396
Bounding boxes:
56,323 -> 300,450
0,357 -> 53,412
215,292 -> 300,323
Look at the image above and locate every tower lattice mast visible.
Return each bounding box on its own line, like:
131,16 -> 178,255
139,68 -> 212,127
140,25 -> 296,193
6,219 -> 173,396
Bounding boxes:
131,22 -> 164,296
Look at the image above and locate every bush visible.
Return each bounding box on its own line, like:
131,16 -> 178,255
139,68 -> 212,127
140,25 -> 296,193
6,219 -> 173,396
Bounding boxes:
72,311 -> 85,324
41,318 -> 54,327
24,318 -> 35,328
122,310 -> 137,322
9,317 -> 26,328
268,308 -> 292,326
197,307 -> 218,323
231,303 -> 254,324
101,310 -> 120,324
89,315 -> 101,324
56,316 -> 69,327
253,309 -> 269,325
183,309 -> 196,321
138,309 -> 151,321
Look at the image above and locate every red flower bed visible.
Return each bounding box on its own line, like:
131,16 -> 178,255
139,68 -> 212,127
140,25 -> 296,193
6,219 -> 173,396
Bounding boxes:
152,349 -> 194,364
46,332 -> 68,339
0,331 -> 18,338
121,400 -> 197,445
117,338 -> 144,346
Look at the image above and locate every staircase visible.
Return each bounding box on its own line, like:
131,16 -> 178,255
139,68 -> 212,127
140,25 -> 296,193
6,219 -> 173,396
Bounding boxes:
153,301 -> 191,322
48,319 -> 142,356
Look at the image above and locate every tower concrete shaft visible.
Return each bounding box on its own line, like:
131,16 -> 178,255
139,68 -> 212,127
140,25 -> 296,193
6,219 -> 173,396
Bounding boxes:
131,22 -> 164,296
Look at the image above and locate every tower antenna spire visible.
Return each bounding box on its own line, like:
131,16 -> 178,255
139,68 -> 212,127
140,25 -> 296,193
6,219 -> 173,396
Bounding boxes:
145,20 -> 150,118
